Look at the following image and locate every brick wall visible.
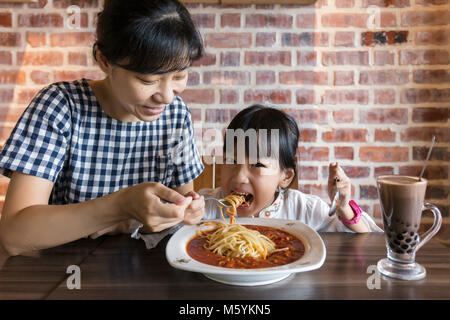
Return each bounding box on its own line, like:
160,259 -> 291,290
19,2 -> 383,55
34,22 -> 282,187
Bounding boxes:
0,0 -> 449,225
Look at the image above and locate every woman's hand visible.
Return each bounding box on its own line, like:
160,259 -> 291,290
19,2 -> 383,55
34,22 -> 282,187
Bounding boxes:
183,191 -> 205,225
327,163 -> 353,220
117,182 -> 194,233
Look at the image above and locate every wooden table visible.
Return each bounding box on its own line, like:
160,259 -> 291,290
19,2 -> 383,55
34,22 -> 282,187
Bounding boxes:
1,232 -> 450,301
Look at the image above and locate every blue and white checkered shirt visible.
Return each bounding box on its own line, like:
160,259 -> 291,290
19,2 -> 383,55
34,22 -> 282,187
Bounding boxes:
0,79 -> 204,204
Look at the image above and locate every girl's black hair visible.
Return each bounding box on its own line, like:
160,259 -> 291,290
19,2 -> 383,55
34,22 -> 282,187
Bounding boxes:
224,104 -> 299,175
94,0 -> 203,74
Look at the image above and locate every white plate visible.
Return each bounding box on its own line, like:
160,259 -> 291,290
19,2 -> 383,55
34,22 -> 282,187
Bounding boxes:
165,218 -> 326,286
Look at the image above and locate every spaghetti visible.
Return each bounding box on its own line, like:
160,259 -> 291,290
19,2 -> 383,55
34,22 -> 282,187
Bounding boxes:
198,192 -> 288,260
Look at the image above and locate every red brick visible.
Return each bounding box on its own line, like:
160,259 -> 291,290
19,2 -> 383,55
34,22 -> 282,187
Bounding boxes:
359,70 -> 409,85
18,13 -> 63,27
400,127 -> 450,142
205,33 -> 252,48
374,89 -> 396,105
374,166 -> 395,177
401,11 -> 450,27
362,0 -> 410,7
205,109 -> 239,123
322,129 -> 367,142
297,146 -> 329,161
220,52 -> 240,67
221,13 -> 241,28
68,52 -> 87,66
283,109 -> 327,124
204,71 -> 250,85
296,13 -> 316,28
333,109 -> 354,123
299,128 -> 317,142
255,70 -> 276,85
279,71 -> 328,85
360,147 -> 409,162
335,146 -> 354,160
413,69 -> 450,84
244,89 -> 291,104
399,165 -> 448,180
53,70 -> 103,82
380,12 -> 397,27
281,32 -> 329,47
412,107 -> 449,123
295,89 -> 315,104
321,90 -> 369,104
401,88 -> 450,103
297,51 -> 316,66
179,89 -> 215,104
0,32 -> 21,47
187,72 -> 199,86
298,184 -> 328,199
30,70 -> 51,84
413,146 -> 449,161
360,108 -> 408,124
400,49 -> 449,65
360,185 -> 378,199
375,129 -> 396,142
334,71 -> 354,86
341,166 -> 370,178
191,53 -> 216,67
219,89 -> 239,104
299,166 -> 318,180
416,30 -> 449,45
0,12 -> 12,27
334,32 -> 354,47
50,32 -> 95,47
26,32 -> 46,47
322,51 -> 369,66
415,0 -> 449,5
0,107 -> 24,123
0,70 -> 26,85
336,0 -> 355,7
245,14 -> 293,28
18,51 -> 63,66
374,51 -> 395,66
321,13 -> 369,28
192,14 -> 215,28
0,51 -> 12,64
244,51 -> 291,66
256,32 -> 276,47
53,0 -> 98,8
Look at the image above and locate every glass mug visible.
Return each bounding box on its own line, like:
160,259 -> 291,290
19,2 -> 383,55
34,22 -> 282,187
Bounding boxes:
376,175 -> 442,280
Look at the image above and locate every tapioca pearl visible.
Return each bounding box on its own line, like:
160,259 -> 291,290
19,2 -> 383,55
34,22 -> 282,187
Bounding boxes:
397,234 -> 404,240
414,235 -> 418,241
405,238 -> 412,243
410,232 -> 415,236
393,239 -> 401,245
395,248 -> 404,254
389,242 -> 396,249
410,242 -> 417,247
402,230 -> 408,234
401,244 -> 409,250
407,249 -> 413,254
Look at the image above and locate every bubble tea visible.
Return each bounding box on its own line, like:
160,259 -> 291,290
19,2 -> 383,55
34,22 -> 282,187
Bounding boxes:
377,175 -> 442,280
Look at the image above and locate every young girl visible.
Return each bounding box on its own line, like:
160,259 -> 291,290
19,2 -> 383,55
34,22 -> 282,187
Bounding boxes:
200,105 -> 382,233
0,0 -> 206,255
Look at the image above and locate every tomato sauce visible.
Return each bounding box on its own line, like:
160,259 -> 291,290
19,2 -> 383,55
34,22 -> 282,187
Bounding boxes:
186,225 -> 305,269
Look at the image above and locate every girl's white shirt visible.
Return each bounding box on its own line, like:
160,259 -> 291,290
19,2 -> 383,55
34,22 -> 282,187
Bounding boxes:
199,187 -> 383,233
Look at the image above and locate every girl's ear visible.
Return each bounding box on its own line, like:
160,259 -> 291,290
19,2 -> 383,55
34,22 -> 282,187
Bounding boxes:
94,47 -> 111,73
279,167 -> 295,189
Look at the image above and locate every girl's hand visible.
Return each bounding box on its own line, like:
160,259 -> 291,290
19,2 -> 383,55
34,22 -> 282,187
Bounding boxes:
183,191 -> 205,225
328,163 -> 353,219
117,182 -> 193,233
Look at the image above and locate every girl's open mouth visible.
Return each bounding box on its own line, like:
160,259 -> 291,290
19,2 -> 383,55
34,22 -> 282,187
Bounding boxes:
231,191 -> 254,208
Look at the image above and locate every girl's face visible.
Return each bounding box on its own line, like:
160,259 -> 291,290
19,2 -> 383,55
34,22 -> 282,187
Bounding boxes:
108,66 -> 189,122
220,155 -> 294,218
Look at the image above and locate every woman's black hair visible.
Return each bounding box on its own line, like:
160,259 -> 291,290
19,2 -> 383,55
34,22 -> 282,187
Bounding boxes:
224,104 -> 299,176
93,0 -> 203,74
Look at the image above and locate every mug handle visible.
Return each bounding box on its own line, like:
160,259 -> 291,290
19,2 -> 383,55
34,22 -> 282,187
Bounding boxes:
415,203 -> 442,252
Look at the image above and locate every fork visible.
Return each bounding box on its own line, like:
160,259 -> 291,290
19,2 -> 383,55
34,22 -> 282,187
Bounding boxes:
204,197 -> 232,207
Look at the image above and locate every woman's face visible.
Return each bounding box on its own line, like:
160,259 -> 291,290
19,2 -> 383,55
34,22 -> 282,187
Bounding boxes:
220,155 -> 292,218
107,66 -> 189,122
